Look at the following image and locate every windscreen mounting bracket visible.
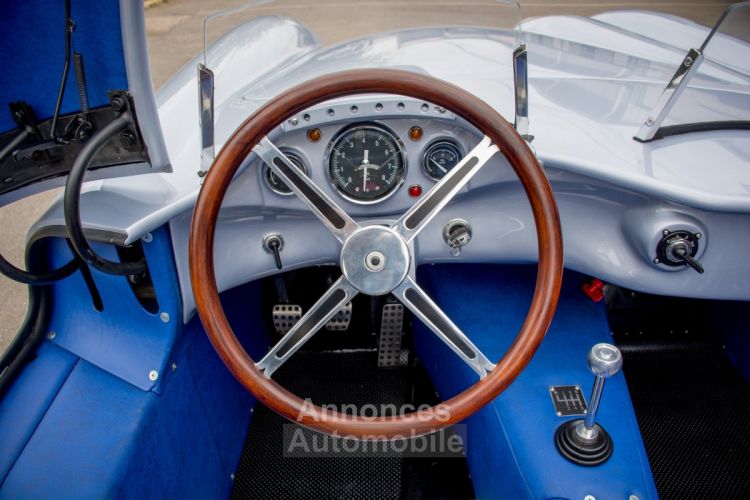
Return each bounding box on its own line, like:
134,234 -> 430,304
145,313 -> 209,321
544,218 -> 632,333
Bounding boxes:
513,43 -> 532,142
633,48 -> 704,143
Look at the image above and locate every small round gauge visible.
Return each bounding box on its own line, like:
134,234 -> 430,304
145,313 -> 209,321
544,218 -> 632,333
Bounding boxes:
328,124 -> 405,203
423,140 -> 463,180
263,151 -> 308,195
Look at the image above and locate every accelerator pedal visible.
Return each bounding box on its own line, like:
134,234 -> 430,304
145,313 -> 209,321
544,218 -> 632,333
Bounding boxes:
378,302 -> 407,368
272,304 -> 302,336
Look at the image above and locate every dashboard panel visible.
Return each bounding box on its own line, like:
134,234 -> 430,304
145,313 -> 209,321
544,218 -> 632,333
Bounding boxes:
161,94 -> 750,320
240,96 -> 511,218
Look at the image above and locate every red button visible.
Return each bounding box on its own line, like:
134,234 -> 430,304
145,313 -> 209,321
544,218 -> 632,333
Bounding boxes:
408,184 -> 422,197
582,279 -> 606,302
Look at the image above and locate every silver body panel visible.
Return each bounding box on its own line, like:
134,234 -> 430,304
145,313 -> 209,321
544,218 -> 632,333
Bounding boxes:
28,12 -> 750,321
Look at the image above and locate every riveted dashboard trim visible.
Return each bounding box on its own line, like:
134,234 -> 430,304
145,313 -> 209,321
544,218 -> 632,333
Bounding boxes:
280,96 -> 457,134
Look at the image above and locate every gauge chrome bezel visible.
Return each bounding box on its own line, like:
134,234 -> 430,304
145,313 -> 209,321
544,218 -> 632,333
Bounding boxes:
422,138 -> 464,181
262,149 -> 309,196
325,122 -> 407,205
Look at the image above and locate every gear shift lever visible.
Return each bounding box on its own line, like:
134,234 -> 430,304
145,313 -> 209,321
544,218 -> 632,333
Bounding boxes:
555,343 -> 623,466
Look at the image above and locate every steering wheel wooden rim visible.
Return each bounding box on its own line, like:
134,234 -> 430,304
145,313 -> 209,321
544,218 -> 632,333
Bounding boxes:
189,69 -> 563,438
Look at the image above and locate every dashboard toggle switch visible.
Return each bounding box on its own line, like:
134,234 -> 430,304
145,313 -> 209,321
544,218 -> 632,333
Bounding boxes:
262,233 -> 285,270
655,229 -> 704,274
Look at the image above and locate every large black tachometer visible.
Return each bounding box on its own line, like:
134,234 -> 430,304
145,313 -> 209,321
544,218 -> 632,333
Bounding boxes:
328,124 -> 405,203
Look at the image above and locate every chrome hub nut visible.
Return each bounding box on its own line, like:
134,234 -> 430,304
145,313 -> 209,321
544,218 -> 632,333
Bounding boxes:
341,226 -> 409,295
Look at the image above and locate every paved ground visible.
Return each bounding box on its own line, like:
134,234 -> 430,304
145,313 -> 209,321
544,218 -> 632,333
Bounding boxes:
0,0 -> 732,355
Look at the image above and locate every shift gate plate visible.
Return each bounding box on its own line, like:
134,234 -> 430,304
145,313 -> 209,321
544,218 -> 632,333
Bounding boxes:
550,385 -> 588,417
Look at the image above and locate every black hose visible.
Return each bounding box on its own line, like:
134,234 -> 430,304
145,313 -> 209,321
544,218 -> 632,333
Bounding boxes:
0,126 -> 32,164
0,275 -> 50,399
64,112 -> 147,276
0,151 -> 81,285
0,239 -> 78,397
0,252 -> 80,286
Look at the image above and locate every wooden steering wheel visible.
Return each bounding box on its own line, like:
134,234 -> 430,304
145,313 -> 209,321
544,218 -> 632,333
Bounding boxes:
189,69 -> 563,439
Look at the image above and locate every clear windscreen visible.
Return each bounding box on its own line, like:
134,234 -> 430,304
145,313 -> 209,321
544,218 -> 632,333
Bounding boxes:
660,3 -> 750,131
199,0 -> 524,111
203,0 -> 523,56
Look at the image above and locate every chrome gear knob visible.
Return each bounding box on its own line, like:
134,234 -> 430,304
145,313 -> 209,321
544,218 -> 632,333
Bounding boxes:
587,343 -> 623,378
555,342 -> 623,466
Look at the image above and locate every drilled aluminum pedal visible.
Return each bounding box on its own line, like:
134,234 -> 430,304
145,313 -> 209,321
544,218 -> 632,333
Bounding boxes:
378,303 -> 406,368
325,301 -> 352,331
272,304 -> 302,336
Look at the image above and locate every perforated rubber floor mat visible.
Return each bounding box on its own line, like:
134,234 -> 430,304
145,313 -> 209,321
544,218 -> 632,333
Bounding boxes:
619,340 -> 750,499
231,351 -> 473,499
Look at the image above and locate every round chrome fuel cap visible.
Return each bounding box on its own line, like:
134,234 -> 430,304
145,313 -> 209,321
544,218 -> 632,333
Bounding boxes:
340,226 -> 410,295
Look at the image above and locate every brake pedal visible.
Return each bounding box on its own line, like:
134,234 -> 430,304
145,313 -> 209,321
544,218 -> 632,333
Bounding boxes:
272,304 -> 302,336
325,301 -> 352,331
378,303 -> 407,368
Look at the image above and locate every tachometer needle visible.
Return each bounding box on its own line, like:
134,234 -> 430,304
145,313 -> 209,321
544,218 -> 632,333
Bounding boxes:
360,150 -> 372,192
430,158 -> 448,174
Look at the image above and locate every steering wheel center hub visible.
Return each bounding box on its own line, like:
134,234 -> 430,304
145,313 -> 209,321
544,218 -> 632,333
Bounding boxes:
341,226 -> 409,295
365,251 -> 386,271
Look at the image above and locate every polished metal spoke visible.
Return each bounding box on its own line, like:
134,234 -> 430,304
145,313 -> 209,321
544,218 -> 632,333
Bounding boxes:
393,276 -> 495,378
392,135 -> 498,243
257,276 -> 359,377
254,137 -> 360,243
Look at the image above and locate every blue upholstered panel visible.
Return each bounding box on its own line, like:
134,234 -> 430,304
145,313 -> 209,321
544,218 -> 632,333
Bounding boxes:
184,282 -> 268,473
114,333 -> 229,499
0,343 -> 76,485
0,359 -> 155,498
413,265 -> 659,500
117,282 -> 268,498
1,222 -> 267,496
0,0 -> 128,133
45,228 -> 182,391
